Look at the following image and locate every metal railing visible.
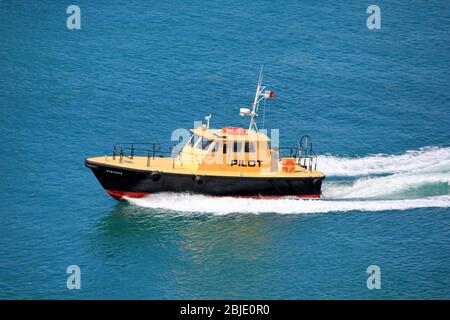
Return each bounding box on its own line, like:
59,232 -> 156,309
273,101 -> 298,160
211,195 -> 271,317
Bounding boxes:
110,135 -> 319,171
277,148 -> 317,172
276,135 -> 318,171
112,142 -> 174,167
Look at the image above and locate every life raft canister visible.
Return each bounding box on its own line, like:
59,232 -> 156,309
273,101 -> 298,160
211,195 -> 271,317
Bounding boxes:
281,158 -> 296,173
222,127 -> 247,135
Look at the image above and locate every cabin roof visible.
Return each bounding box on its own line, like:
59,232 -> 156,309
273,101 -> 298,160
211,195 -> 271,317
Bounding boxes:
190,127 -> 271,142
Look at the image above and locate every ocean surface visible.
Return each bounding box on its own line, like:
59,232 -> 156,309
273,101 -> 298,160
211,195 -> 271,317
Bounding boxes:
1,0 -> 450,299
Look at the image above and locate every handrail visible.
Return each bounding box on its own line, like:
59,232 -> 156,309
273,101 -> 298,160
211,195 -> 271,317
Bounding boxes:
110,137 -> 319,171
276,135 -> 318,172
112,142 -> 174,166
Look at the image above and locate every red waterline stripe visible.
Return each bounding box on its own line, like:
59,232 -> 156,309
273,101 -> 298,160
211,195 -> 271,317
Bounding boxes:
105,189 -> 150,200
105,189 -> 321,200
213,194 -> 321,199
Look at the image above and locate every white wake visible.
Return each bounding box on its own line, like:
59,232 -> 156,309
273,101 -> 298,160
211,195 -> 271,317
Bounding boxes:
126,146 -> 450,214
319,146 -> 450,177
127,193 -> 450,215
323,172 -> 450,199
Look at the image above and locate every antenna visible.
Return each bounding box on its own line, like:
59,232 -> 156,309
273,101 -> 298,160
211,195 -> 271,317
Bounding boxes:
246,65 -> 275,131
204,113 -> 212,129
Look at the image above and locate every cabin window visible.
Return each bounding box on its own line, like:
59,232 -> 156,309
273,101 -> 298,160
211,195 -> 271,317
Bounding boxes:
191,135 -> 214,151
226,141 -> 256,153
233,141 -> 242,153
193,136 -> 202,149
201,138 -> 214,151
189,135 -> 200,147
210,142 -> 221,154
245,142 -> 256,153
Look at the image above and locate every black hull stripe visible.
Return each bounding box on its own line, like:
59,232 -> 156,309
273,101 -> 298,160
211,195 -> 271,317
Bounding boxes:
85,159 -> 324,198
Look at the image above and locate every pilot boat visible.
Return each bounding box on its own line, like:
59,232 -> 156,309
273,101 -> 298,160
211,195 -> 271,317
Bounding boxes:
85,70 -> 325,200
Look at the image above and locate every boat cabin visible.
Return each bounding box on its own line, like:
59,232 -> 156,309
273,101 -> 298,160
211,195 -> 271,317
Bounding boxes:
176,125 -> 278,173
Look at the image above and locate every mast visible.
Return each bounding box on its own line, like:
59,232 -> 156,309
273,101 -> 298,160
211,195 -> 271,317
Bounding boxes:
246,65 -> 275,131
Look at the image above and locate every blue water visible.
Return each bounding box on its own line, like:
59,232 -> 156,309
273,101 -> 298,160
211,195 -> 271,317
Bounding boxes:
1,0 -> 450,299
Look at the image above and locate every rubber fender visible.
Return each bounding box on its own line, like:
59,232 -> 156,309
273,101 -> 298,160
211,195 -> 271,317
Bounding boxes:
150,171 -> 161,182
194,175 -> 204,185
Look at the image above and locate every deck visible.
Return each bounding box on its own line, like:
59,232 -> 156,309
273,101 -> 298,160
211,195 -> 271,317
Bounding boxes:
86,156 -> 325,178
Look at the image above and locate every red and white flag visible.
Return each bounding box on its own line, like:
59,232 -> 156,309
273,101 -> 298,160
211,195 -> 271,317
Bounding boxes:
264,90 -> 275,99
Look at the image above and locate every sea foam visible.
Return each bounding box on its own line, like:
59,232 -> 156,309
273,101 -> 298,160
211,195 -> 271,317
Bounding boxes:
127,193 -> 450,215
126,147 -> 450,214
319,146 -> 450,177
